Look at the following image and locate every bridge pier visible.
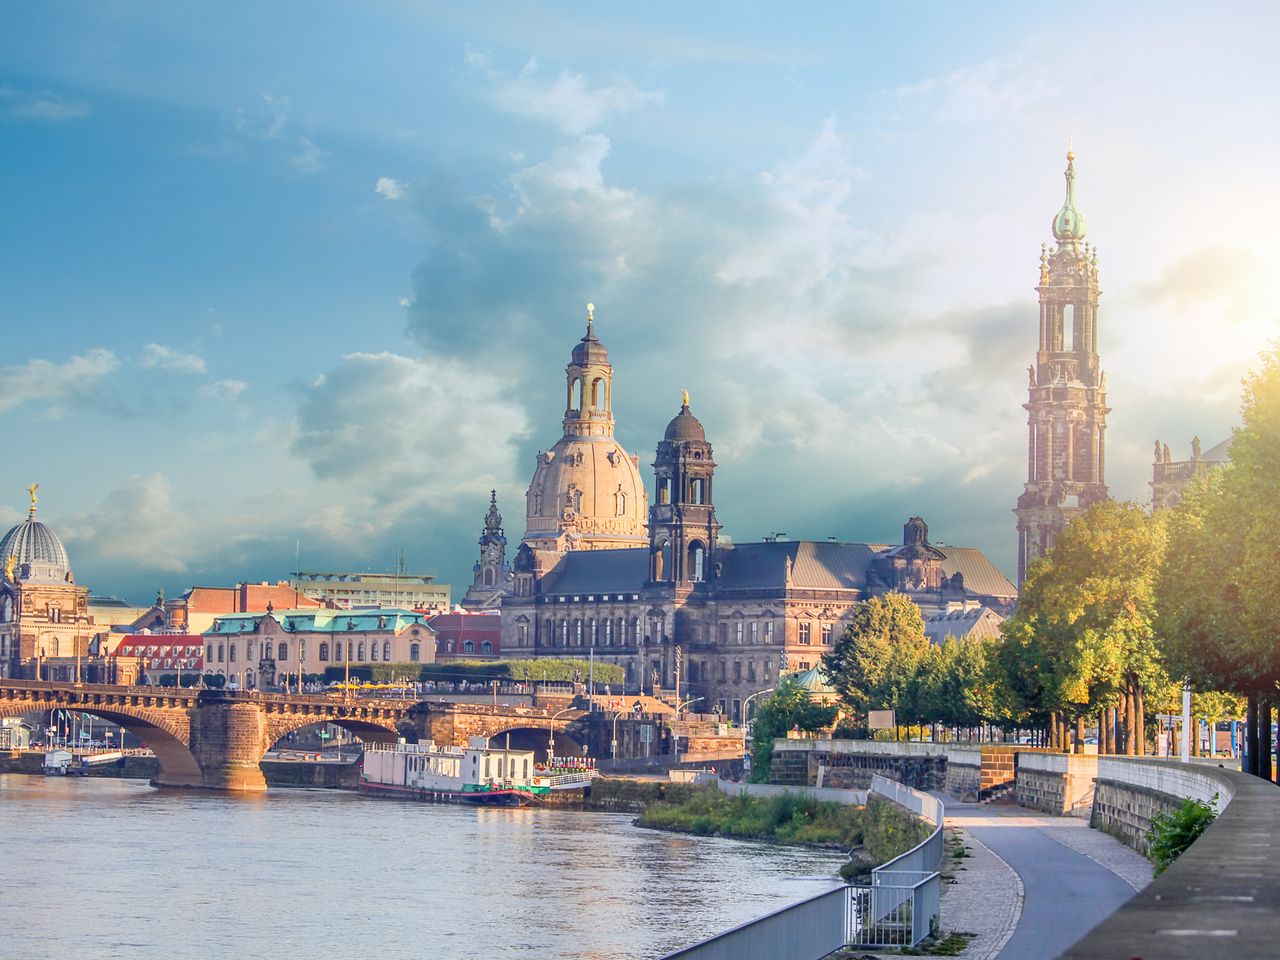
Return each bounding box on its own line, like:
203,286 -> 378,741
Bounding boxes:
188,696 -> 270,792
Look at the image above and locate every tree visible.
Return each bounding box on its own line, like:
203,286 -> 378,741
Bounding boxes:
822,593 -> 931,722
993,501 -> 1167,752
748,679 -> 837,782
1159,344 -> 1280,776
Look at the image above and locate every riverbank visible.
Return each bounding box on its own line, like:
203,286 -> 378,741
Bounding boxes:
0,750 -> 360,789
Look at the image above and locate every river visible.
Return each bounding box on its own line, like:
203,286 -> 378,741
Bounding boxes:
0,774 -> 842,959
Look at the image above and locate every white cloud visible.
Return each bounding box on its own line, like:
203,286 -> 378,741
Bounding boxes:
291,136 -> 327,173
0,86 -> 91,121
292,352 -> 530,512
65,474 -> 192,574
484,56 -> 663,135
375,176 -> 405,200
140,343 -> 207,374
0,349 -> 119,417
892,43 -> 1057,123
201,379 -> 248,402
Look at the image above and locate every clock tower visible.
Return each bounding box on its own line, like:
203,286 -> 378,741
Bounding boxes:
461,490 -> 512,610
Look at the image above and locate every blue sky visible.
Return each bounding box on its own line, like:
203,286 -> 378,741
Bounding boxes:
2,2 -> 1278,603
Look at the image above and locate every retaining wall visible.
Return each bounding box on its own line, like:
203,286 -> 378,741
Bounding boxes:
771,739 -> 1018,799
1014,752 -> 1097,817
1088,757 -> 1235,855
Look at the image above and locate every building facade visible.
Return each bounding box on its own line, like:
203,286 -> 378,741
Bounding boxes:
429,611 -> 502,660
202,608 -> 436,688
1015,151 -> 1111,584
0,489 -> 97,679
1150,436 -> 1232,510
496,334 -> 1017,719
290,572 -> 449,614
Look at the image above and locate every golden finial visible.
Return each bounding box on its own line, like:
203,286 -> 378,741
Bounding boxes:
586,302 -> 594,321
26,483 -> 38,514
1066,137 -> 1075,162
681,388 -> 690,408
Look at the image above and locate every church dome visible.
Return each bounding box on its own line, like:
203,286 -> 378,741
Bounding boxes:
571,306 -> 609,365
523,436 -> 649,550
664,395 -> 706,442
1,502 -> 71,581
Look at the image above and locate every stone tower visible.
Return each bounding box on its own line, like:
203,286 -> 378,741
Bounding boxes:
521,305 -> 649,552
461,490 -> 511,609
648,392 -> 720,586
1015,151 -> 1110,584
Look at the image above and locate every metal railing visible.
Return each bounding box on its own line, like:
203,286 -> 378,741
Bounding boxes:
658,777 -> 944,959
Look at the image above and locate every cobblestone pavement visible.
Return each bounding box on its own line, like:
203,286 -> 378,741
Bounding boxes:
941,800 -> 1149,960
939,825 -> 1023,960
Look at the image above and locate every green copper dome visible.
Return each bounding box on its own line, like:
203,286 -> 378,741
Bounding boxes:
1051,150 -> 1087,244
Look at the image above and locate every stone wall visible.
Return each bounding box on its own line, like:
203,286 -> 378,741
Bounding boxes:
1014,752 -> 1096,817
944,760 -> 980,800
770,738 -> 1016,799
1088,757 -> 1235,855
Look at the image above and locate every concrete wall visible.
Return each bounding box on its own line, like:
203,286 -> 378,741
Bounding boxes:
1014,752 -> 1097,817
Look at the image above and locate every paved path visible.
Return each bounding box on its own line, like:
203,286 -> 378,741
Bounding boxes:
943,799 -> 1149,960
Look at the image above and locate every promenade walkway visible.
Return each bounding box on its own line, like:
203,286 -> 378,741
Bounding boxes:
942,799 -> 1150,960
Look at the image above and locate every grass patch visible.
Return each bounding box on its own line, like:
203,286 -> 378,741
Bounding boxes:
636,786 -> 863,847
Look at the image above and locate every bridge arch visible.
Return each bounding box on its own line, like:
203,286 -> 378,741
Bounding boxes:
481,722 -> 585,762
0,699 -> 202,787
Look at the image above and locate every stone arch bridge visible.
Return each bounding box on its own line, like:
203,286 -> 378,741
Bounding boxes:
0,680 -> 589,792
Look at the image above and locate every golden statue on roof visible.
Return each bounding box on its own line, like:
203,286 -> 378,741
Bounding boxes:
26,483 -> 38,513
681,388 -> 690,408
4,555 -> 14,583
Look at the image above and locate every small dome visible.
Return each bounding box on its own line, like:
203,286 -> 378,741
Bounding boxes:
787,666 -> 835,695
1051,151 -> 1088,243
664,401 -> 706,442
0,510 -> 71,580
571,314 -> 609,365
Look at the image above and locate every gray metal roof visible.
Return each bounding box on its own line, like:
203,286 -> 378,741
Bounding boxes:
937,547 -> 1017,600
718,541 -> 878,591
1201,436 -> 1233,462
922,606 -> 1006,644
543,549 -> 648,595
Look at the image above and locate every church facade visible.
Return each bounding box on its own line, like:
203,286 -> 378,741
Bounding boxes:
1015,151 -> 1111,584
1150,436 -> 1232,510
0,488 -> 97,679
480,310 -> 1017,720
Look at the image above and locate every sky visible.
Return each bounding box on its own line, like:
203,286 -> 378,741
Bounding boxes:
2,2 -> 1278,604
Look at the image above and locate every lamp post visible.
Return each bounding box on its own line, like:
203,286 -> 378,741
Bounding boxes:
740,686 -> 776,764
611,710 -> 623,760
673,696 -> 702,759
548,706 -> 576,767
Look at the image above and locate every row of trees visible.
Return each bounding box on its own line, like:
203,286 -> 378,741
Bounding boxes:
814,344 -> 1277,768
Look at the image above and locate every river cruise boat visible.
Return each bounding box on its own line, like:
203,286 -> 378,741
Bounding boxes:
359,737 -> 597,807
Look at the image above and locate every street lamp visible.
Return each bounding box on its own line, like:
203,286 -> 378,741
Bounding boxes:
740,686 -> 776,762
611,710 -> 623,760
547,706 -> 576,767
673,696 -> 702,759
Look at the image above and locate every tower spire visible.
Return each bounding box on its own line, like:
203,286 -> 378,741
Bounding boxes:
1052,148 -> 1087,246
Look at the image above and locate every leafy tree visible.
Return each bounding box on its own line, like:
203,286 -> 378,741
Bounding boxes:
993,501 -> 1167,751
822,593 -> 931,721
748,679 -> 837,782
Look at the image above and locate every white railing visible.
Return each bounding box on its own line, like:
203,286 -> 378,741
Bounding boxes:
658,777 -> 943,959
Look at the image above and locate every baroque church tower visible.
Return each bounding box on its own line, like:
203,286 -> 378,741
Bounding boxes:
461,490 -> 511,610
520,305 -> 649,554
648,392 -> 719,587
1015,151 -> 1110,584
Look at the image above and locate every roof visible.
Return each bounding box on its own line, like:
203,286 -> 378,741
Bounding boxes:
206,608 -> 430,635
1201,436 -> 1233,462
428,612 -> 501,641
0,510 -> 70,579
542,549 -> 649,595
922,607 -> 1006,645
718,541 -> 878,591
664,403 -> 706,442
935,547 -> 1017,600
114,634 -> 204,672
786,666 -> 835,695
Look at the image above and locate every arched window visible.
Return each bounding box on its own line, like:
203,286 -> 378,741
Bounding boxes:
463,640 -> 474,654
518,622 -> 529,647
483,567 -> 494,586
604,619 -> 613,646
691,477 -> 705,504
481,640 -> 493,654
319,642 -> 329,662
571,377 -> 583,410
590,377 -> 604,409
245,669 -> 255,689
278,642 -> 288,662
658,478 -> 671,505
357,642 -> 366,661
560,619 -> 568,646
229,643 -> 237,663
206,646 -> 212,663
575,619 -> 583,646
409,643 -> 420,662
370,642 -> 378,661
217,644 -> 224,662
689,542 -> 706,582
615,488 -> 627,516
660,540 -> 672,581
383,641 -> 391,661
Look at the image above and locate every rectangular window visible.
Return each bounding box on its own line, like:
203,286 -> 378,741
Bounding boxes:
820,623 -> 832,644
749,622 -> 758,645
765,621 -> 774,644
798,622 -> 811,645
719,623 -> 728,645
747,661 -> 757,681
733,660 -> 742,681
735,622 -> 744,644
718,661 -> 726,682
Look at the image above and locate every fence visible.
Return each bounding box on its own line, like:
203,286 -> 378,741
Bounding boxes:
657,776 -> 943,959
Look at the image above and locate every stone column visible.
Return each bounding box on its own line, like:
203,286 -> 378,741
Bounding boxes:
190,694 -> 269,793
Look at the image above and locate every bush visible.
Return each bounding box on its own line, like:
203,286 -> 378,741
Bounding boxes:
1148,795 -> 1217,876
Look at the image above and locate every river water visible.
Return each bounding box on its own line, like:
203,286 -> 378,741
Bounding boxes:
0,775 -> 842,960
